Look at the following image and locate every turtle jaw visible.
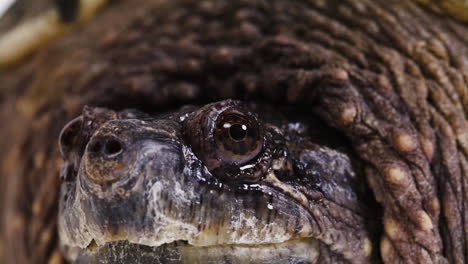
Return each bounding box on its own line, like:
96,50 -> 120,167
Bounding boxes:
74,239 -> 320,264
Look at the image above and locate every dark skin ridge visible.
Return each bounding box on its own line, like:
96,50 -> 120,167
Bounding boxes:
0,0 -> 467,263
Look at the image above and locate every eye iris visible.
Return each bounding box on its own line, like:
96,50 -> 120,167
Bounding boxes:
228,123 -> 247,141
214,111 -> 262,165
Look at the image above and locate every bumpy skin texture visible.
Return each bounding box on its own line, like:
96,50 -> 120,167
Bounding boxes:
0,0 -> 467,264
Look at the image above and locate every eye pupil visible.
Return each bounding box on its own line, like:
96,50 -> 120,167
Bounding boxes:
213,110 -> 262,165
228,123 -> 247,141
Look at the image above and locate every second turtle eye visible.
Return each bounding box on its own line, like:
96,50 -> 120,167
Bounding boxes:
214,110 -> 262,165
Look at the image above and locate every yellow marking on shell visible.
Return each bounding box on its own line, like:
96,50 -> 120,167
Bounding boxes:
416,210 -> 433,231
340,237 -> 372,260
363,237 -> 373,257
341,106 -> 357,126
386,166 -> 408,185
380,236 -> 392,259
394,132 -> 417,152
384,217 -> 402,239
422,138 -> 434,160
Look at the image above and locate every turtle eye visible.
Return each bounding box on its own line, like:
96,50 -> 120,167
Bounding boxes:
214,110 -> 262,165
184,101 -> 264,172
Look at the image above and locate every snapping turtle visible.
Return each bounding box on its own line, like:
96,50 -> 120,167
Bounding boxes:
0,0 -> 467,263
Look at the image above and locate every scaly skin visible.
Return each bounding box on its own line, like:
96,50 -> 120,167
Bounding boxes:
0,0 -> 467,263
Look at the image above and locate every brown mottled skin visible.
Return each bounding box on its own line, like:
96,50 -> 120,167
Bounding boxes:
0,0 -> 467,263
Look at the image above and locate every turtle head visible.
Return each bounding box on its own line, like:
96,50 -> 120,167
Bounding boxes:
58,100 -> 374,264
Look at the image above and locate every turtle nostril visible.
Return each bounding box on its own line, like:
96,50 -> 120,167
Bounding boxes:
104,139 -> 123,156
88,140 -> 103,153
88,137 -> 123,157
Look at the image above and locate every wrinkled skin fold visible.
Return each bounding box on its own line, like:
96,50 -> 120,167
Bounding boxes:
0,0 -> 467,264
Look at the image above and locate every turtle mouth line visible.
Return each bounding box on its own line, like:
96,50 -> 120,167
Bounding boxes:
76,239 -> 318,264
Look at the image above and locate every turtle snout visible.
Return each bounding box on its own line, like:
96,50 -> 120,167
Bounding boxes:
87,136 -> 124,158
